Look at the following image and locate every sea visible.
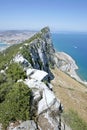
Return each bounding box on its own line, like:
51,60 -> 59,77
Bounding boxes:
52,32 -> 87,82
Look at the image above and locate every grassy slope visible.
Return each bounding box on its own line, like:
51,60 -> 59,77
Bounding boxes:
51,68 -> 87,129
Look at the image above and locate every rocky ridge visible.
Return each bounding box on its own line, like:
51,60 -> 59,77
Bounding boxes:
0,27 -> 75,130
11,27 -> 64,130
11,27 -> 87,130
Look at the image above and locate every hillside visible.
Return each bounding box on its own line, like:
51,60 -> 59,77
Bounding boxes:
0,27 -> 87,130
0,27 -> 63,130
51,68 -> 87,129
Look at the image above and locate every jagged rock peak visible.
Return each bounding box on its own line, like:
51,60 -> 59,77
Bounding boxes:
24,26 -> 51,44
40,26 -> 50,33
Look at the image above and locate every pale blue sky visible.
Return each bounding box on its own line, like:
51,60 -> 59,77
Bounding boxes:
0,0 -> 87,31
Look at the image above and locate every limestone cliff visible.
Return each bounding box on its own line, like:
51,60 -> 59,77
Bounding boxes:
19,27 -> 55,80
18,27 -> 79,82
0,27 -> 73,130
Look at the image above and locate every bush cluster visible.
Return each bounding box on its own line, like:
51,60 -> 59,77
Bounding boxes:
0,62 -> 32,129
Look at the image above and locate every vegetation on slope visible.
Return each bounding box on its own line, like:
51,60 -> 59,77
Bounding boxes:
24,26 -> 49,43
0,27 -> 50,129
21,45 -> 33,66
0,61 -> 32,129
0,44 -> 22,70
63,109 -> 87,130
0,82 -> 31,129
6,62 -> 26,82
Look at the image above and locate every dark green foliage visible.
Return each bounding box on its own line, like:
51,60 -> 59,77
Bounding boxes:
0,62 -> 26,103
0,82 -> 32,129
41,27 -> 49,33
0,61 -> 32,129
6,62 -> 26,82
0,81 -> 13,103
63,109 -> 87,130
0,73 -> 6,84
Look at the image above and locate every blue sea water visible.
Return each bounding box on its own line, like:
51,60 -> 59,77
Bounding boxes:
52,33 -> 87,81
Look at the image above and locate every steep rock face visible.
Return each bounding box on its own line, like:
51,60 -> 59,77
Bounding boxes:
54,52 -> 78,73
19,27 -> 78,81
20,27 -> 55,80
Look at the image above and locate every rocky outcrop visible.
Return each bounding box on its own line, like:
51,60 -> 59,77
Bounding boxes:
8,120 -> 37,130
54,52 -> 78,71
13,56 -> 63,129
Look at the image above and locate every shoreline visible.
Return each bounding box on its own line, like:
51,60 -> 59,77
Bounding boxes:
55,51 -> 87,86
0,43 -> 10,52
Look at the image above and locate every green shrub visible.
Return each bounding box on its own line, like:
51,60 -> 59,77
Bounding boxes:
0,62 -> 27,103
0,81 -> 13,103
6,62 -> 26,82
0,82 -> 32,129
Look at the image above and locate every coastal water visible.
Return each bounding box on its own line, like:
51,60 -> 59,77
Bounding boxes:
52,33 -> 87,81
0,42 -> 8,51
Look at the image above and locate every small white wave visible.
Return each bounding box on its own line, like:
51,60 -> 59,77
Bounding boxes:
73,46 -> 78,49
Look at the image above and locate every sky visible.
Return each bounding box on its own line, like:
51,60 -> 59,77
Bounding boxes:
0,0 -> 87,32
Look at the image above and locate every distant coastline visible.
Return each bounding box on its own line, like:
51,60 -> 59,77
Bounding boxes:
0,30 -> 35,52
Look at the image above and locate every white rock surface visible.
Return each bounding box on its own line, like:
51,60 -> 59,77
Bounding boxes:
38,88 -> 60,114
26,68 -> 48,81
0,70 -> 5,74
12,120 -> 37,130
33,91 -> 41,102
13,54 -> 31,67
